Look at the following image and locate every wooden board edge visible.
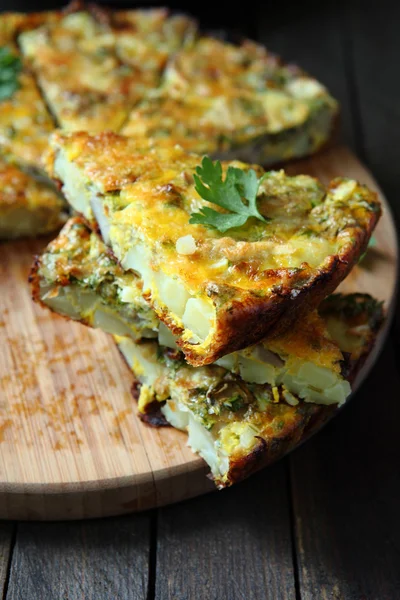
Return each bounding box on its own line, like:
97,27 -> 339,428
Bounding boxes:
0,145 -> 397,520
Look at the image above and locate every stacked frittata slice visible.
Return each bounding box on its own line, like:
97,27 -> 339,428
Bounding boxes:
30,133 -> 383,486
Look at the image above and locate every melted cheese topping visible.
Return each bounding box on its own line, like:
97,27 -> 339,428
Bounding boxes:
0,68 -> 55,170
162,37 -> 329,99
19,12 -> 137,132
48,132 -> 380,360
122,36 -> 337,160
0,12 -> 57,170
18,9 -> 196,133
122,84 -> 334,159
109,9 -> 196,73
1,6 -> 336,174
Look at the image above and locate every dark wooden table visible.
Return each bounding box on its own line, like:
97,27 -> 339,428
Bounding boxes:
1,1 -> 399,598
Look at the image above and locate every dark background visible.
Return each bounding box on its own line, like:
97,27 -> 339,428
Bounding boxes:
0,1 -> 399,598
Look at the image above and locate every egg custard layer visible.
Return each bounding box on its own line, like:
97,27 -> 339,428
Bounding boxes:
46,132 -> 381,366
32,217 -> 366,416
0,160 -> 66,239
31,217 -> 158,339
116,293 -> 383,487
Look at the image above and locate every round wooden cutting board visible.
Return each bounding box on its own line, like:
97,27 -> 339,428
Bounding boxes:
0,146 -> 397,520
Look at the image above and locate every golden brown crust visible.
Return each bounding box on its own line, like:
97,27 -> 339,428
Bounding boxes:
181,255 -> 359,365
216,296 -> 384,487
221,404 -> 333,487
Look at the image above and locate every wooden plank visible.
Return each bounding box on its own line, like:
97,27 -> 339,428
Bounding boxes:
347,0 -> 400,222
6,515 -> 151,600
290,339 -> 400,600
0,522 -> 14,599
258,4 -> 400,599
155,462 -> 296,600
347,0 -> 400,343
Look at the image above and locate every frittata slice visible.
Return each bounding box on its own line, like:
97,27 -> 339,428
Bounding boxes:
0,160 -> 66,239
31,217 -> 158,338
46,132 -> 381,366
18,10 -> 133,132
122,37 -> 338,164
18,6 -> 196,132
89,5 -> 197,74
0,12 -> 57,172
31,217 -> 351,408
116,294 -> 384,487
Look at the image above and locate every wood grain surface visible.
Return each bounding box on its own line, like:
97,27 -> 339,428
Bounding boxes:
7,516 -> 151,600
155,464 -> 296,600
258,6 -> 400,598
0,145 -> 397,521
290,340 -> 400,600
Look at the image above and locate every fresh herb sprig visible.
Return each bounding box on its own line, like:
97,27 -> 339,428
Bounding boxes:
189,156 -> 269,233
0,47 -> 22,101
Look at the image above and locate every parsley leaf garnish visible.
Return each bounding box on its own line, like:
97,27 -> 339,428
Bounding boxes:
0,47 -> 22,101
189,156 -> 269,233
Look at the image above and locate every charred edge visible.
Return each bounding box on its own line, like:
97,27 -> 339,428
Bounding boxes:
129,380 -> 140,402
224,437 -> 268,487
180,256 -> 343,366
120,350 -> 166,426
28,255 -> 41,299
130,383 -> 170,427
124,364 -> 170,428
218,406 -> 331,488
139,410 -> 170,428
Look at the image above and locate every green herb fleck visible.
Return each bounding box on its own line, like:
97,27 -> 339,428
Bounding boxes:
0,47 -> 22,101
300,228 -> 316,238
189,156 -> 270,233
223,395 -> 245,412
